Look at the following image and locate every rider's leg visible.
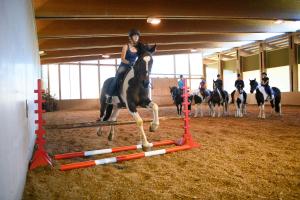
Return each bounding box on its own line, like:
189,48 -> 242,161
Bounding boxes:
266,85 -> 273,99
106,66 -> 128,104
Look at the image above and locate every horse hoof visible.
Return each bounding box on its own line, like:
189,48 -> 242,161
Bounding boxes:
142,145 -> 152,152
96,128 -> 102,136
149,122 -> 159,132
108,134 -> 113,141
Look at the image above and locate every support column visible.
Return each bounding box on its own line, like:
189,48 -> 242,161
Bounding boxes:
202,63 -> 207,80
289,34 -> 298,92
259,43 -> 266,80
236,48 -> 242,77
217,53 -> 223,80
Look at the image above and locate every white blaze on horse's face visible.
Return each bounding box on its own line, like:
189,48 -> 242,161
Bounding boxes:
143,56 -> 151,75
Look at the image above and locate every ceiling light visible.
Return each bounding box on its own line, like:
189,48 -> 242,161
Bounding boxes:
102,55 -> 110,58
191,49 -> 197,52
39,50 -> 45,55
147,17 -> 161,25
274,19 -> 284,24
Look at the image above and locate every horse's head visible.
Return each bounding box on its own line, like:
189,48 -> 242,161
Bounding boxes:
213,80 -> 217,90
133,42 -> 156,81
236,83 -> 243,94
170,86 -> 178,96
249,78 -> 258,93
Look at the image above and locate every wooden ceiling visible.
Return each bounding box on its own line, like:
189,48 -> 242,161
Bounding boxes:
33,0 -> 300,64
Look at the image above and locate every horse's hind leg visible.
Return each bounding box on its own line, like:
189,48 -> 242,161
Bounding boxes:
97,103 -> 107,136
180,104 -> 183,116
107,105 -> 120,141
270,100 -> 275,115
147,101 -> 159,132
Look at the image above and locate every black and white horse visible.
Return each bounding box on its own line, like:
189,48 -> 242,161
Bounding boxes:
249,79 -> 281,118
210,80 -> 229,117
231,84 -> 247,117
190,89 -> 212,117
97,43 -> 158,151
170,86 -> 192,116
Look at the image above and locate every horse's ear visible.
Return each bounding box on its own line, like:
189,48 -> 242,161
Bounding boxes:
254,78 -> 256,81
148,44 -> 156,54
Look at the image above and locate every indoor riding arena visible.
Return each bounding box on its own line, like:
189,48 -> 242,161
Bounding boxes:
1,1 -> 300,200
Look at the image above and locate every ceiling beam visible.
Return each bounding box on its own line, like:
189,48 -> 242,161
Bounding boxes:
34,0 -> 300,20
41,43 -> 224,60
39,34 -> 263,51
40,50 -> 195,64
221,54 -> 236,60
36,19 -> 294,39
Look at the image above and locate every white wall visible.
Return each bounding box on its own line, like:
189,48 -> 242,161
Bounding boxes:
0,0 -> 40,199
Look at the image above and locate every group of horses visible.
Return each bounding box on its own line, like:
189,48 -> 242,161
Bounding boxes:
96,42 -> 282,150
170,79 -> 282,119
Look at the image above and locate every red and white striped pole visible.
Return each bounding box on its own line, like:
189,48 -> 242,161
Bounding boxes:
55,140 -> 175,160
60,145 -> 191,171
58,78 -> 199,171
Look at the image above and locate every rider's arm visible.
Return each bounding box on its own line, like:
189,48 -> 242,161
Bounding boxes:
121,45 -> 130,64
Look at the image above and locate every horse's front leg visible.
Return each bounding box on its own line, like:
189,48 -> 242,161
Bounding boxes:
147,101 -> 159,132
235,102 -> 238,117
200,103 -> 203,117
194,104 -> 198,117
258,104 -> 262,118
212,104 -> 216,117
176,104 -> 180,116
218,104 -> 221,117
261,104 -> 266,119
129,106 -> 151,151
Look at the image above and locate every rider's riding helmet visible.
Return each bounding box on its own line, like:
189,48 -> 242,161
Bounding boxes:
262,72 -> 267,76
128,29 -> 141,38
237,73 -> 241,77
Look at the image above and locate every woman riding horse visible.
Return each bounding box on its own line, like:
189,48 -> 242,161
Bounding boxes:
249,78 -> 281,118
97,36 -> 157,151
106,29 -> 141,104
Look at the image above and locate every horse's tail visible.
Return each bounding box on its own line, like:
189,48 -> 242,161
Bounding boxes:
99,77 -> 114,120
272,87 -> 281,113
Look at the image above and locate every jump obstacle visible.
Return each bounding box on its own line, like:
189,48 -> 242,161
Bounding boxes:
44,116 -> 179,130
29,79 -> 52,170
54,79 -> 199,171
